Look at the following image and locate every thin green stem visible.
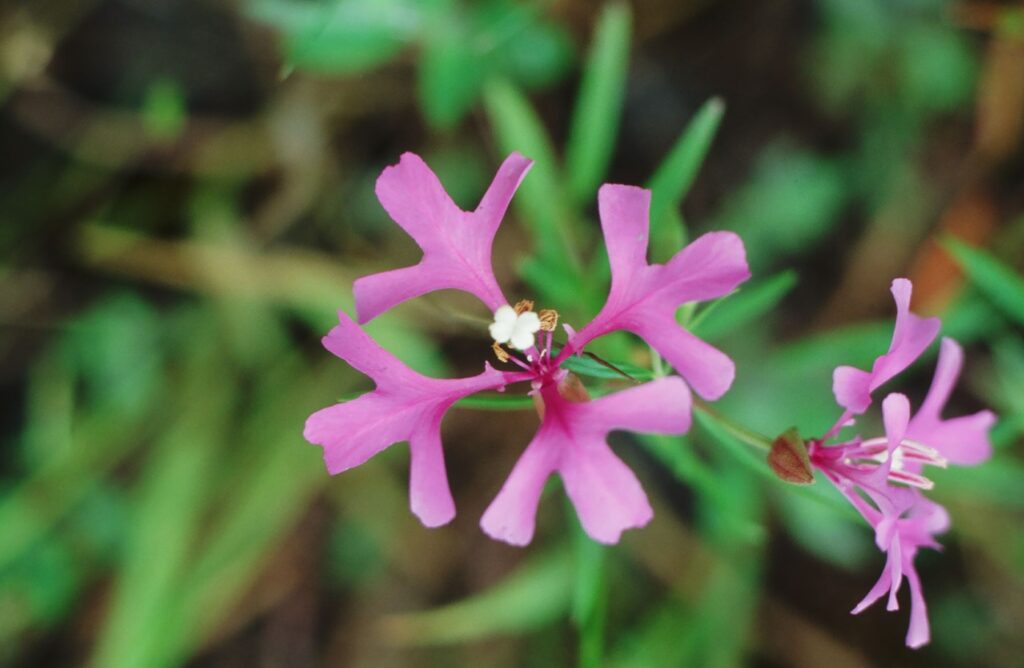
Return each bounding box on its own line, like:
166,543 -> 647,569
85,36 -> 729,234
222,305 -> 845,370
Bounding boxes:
692,398 -> 773,451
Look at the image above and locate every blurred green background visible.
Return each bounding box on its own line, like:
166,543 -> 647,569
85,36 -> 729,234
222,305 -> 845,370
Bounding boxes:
2,0 -> 1023,666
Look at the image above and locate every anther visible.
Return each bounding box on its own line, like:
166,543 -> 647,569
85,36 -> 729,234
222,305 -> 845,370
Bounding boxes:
513,299 -> 535,315
491,341 -> 510,363
539,309 -> 558,332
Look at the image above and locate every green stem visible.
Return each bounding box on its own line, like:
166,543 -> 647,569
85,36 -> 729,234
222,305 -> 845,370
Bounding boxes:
692,398 -> 773,451
572,519 -> 607,668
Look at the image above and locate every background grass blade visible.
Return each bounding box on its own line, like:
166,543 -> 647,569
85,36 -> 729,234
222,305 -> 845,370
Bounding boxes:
566,3 -> 631,204
646,98 -> 725,260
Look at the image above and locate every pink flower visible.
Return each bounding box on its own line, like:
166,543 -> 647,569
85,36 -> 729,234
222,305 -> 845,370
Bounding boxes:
852,492 -> 950,649
809,278 -> 995,647
305,152 -> 749,544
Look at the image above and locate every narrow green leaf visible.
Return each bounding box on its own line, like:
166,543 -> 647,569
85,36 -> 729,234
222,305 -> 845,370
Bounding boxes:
566,3 -> 632,203
419,32 -> 486,129
157,358 -> 330,664
91,342 -> 230,668
250,0 -> 418,74
379,549 -> 574,645
572,524 -> 608,668
560,353 -> 654,382
945,238 -> 1024,327
690,270 -> 797,340
646,98 -> 724,260
455,393 -> 536,410
483,79 -> 580,267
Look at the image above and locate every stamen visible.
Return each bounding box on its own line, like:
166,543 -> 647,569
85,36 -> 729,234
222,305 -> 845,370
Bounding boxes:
887,469 -> 935,491
513,299 -> 535,315
897,439 -> 948,468
539,309 -> 558,332
491,341 -> 510,363
857,437 -> 948,469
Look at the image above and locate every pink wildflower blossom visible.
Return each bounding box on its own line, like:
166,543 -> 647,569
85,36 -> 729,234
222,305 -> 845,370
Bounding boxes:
808,278 -> 995,647
305,152 -> 750,544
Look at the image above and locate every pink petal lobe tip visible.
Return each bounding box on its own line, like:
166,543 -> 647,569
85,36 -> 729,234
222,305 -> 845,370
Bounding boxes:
353,152 -> 532,323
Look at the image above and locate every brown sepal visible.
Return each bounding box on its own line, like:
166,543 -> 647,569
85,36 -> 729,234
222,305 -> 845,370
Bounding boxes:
768,428 -> 815,485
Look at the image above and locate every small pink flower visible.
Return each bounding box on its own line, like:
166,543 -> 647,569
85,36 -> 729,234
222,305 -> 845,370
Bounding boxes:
851,492 -> 949,649
305,152 -> 749,544
809,278 -> 995,648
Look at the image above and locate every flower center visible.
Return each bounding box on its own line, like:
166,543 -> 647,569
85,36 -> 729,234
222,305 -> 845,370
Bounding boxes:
488,300 -> 562,380
847,437 -> 948,490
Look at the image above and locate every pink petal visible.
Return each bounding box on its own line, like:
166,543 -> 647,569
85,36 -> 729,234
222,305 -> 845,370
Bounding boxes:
904,558 -> 931,649
906,338 -> 995,465
409,414 -> 457,527
882,392 -> 911,456
560,438 -> 653,544
833,279 -> 940,414
304,395 -> 413,474
579,376 -> 692,435
480,435 -> 559,546
886,533 -> 903,611
481,377 -> 691,546
354,153 -> 532,322
852,553 -> 894,615
566,184 -> 750,400
632,317 -> 736,400
306,311 -> 517,527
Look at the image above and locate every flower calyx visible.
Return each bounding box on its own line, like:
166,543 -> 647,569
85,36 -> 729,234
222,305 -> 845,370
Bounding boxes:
768,428 -> 815,485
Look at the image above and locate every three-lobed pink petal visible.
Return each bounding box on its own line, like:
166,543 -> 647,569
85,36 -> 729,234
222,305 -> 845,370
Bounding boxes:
906,337 -> 995,466
566,184 -> 750,400
833,279 -> 941,415
353,152 -> 532,322
480,377 -> 692,546
304,311 -> 521,527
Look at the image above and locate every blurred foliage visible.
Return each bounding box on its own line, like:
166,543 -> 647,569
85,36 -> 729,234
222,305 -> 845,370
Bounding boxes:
2,0 -> 1023,666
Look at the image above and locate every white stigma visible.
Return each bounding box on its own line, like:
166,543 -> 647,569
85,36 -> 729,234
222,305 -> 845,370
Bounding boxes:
489,304 -> 541,350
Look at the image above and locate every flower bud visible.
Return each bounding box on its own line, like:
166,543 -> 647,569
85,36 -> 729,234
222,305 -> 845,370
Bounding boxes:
768,428 -> 815,485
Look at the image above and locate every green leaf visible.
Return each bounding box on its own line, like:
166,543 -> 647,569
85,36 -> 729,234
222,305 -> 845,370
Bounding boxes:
483,79 -> 579,268
91,341 -> 231,668
690,270 -> 797,340
158,357 -> 329,664
251,0 -> 419,74
646,98 -> 724,260
419,31 -> 486,128
945,238 -> 1024,327
572,519 -> 608,668
141,79 -> 186,141
378,549 -> 574,645
566,3 -> 632,203
455,393 -> 535,410
560,353 -> 653,382
712,143 -> 847,271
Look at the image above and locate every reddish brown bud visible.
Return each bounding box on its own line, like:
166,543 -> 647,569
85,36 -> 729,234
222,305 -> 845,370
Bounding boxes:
768,428 -> 815,485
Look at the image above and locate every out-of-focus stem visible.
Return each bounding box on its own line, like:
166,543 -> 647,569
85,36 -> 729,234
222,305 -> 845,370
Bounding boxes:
693,397 -> 773,451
